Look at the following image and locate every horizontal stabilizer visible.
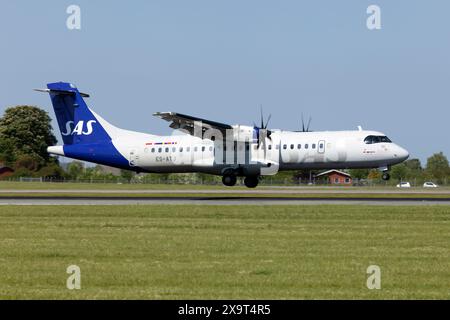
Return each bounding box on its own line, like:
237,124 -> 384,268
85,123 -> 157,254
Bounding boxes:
34,88 -> 90,98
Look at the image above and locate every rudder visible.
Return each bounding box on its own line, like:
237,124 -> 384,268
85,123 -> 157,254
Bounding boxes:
46,82 -> 111,145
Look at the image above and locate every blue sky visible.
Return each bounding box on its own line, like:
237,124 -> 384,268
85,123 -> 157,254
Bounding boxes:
1,1 -> 449,164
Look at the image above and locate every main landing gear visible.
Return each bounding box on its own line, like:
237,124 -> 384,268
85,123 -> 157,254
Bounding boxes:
222,175 -> 237,187
243,176 -> 259,188
221,175 -> 260,188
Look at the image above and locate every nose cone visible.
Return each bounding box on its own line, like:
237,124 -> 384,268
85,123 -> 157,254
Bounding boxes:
395,145 -> 409,162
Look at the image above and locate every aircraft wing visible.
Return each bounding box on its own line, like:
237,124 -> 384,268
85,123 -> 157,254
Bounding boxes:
153,112 -> 233,136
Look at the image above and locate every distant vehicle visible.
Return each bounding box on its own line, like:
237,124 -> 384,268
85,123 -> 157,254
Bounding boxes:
423,182 -> 438,188
396,182 -> 411,188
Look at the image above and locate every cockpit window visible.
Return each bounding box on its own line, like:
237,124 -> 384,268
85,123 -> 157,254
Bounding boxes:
364,135 -> 392,144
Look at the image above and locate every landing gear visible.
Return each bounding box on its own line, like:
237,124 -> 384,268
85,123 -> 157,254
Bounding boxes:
244,176 -> 259,188
382,172 -> 390,181
222,175 -> 237,187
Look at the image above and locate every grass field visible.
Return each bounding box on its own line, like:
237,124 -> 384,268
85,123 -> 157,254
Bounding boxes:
0,205 -> 449,299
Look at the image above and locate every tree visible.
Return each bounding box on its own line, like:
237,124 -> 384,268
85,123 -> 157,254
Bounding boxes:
367,169 -> 381,180
0,106 -> 57,167
425,152 -> 449,184
0,138 -> 15,166
391,163 -> 408,181
405,159 -> 422,171
120,169 -> 135,183
67,161 -> 84,180
348,169 -> 370,180
14,154 -> 40,171
36,163 -> 66,180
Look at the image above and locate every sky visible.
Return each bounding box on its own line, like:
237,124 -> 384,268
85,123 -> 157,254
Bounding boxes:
0,1 -> 449,164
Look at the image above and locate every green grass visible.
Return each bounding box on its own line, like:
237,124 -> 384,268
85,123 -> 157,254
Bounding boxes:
0,181 -> 231,190
0,205 -> 449,299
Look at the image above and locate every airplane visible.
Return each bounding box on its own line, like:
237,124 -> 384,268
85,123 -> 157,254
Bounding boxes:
36,82 -> 409,188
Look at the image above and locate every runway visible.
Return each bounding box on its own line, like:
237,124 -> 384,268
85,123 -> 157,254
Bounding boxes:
1,188 -> 450,195
1,196 -> 449,206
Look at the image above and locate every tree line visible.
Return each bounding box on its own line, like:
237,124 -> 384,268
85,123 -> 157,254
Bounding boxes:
0,105 -> 449,185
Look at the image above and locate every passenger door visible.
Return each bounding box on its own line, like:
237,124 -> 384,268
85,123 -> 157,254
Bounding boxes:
318,140 -> 325,154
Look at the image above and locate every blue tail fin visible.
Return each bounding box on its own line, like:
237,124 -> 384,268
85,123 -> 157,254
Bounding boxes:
46,82 -> 111,145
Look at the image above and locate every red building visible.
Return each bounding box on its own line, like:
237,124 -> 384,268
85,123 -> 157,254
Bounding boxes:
316,170 -> 352,185
0,166 -> 14,178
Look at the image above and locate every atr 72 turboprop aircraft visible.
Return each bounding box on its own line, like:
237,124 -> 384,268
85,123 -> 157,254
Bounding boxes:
37,82 -> 409,188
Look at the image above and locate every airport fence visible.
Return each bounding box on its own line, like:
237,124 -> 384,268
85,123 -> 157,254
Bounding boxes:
3,176 -> 448,187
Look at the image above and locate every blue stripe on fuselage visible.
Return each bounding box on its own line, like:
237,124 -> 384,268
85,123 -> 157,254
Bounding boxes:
63,142 -> 131,170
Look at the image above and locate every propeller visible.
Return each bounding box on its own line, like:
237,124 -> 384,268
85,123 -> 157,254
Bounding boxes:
253,106 -> 272,150
300,113 -> 312,132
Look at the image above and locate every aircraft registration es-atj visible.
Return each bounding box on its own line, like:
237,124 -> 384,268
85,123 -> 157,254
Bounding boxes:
36,82 -> 409,188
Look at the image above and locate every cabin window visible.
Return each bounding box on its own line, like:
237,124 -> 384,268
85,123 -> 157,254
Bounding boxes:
172,147 -> 176,152
151,148 -> 155,153
179,147 -> 183,152
319,143 -> 324,149
312,144 -> 316,149
268,145 -> 272,150
158,148 -> 162,153
209,146 -> 213,152
194,147 -> 198,152
276,144 -> 279,150
165,147 -> 169,153
297,144 -> 301,149
186,147 -> 190,152
290,144 -> 294,149
305,144 -> 309,149
283,144 -> 287,150
202,146 -> 205,152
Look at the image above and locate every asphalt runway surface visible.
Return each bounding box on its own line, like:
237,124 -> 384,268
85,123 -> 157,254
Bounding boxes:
0,196 -> 449,206
0,188 -> 449,205
1,188 -> 450,195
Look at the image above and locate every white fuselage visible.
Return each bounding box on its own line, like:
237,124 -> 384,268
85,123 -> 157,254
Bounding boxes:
111,128 -> 409,176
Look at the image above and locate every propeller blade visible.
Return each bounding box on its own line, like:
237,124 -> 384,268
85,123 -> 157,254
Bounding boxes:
260,105 -> 264,129
265,114 -> 272,129
301,113 -> 305,132
306,116 -> 312,132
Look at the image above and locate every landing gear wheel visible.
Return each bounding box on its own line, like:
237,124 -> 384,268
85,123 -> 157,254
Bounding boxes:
382,172 -> 390,181
222,175 -> 237,187
244,176 -> 259,188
